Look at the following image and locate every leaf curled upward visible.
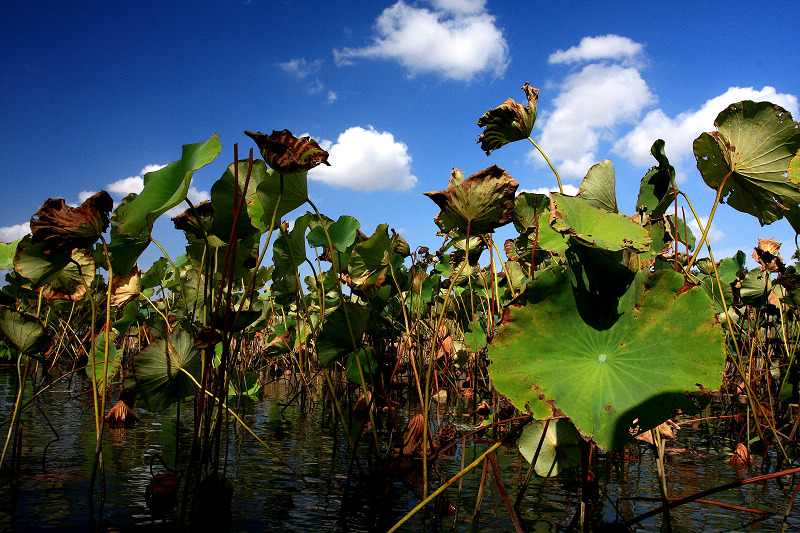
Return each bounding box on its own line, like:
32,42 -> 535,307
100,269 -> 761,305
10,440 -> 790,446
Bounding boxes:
30,191 -> 113,256
477,82 -> 539,155
245,129 -> 330,173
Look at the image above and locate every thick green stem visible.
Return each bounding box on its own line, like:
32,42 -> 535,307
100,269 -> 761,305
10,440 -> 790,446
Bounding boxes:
528,137 -> 563,194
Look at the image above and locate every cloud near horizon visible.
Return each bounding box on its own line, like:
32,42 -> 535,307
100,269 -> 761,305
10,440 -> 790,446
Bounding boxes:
334,0 -> 508,81
308,126 -> 418,192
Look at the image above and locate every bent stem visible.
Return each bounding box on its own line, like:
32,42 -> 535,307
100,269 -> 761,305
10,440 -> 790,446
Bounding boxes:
528,137 -> 563,194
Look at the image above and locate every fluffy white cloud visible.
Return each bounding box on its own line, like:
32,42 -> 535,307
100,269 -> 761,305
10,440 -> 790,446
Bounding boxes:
308,126 -> 417,192
0,222 -> 30,242
688,215 -> 725,245
78,190 -> 98,203
549,35 -> 644,65
334,1 -> 508,80
614,86 -> 800,176
534,63 -> 655,178
106,164 -> 167,197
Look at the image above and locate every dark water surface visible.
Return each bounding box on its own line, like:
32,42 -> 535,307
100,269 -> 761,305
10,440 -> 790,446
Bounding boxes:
1,369 -> 798,532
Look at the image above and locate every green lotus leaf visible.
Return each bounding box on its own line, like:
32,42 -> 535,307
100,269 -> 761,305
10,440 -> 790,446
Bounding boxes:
344,347 -> 377,385
255,169 -> 309,232
315,302 -> 370,367
39,249 -> 95,302
635,140 -> 676,221
0,306 -> 51,355
245,129 -> 330,173
114,135 -> 221,241
550,194 -> 651,253
13,235 -> 71,286
578,159 -> 618,213
425,165 -> 519,234
489,267 -> 725,451
307,215 -> 360,251
477,83 -> 539,155
0,239 -> 21,271
518,419 -> 582,477
211,159 -> 268,240
348,224 -> 392,286
273,213 -> 313,280
718,252 -> 746,283
109,136 -> 219,274
693,101 -> 800,225
124,328 -> 202,412
89,331 -> 119,396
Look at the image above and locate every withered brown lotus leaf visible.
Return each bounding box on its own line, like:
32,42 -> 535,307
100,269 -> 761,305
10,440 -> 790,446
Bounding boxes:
110,266 -> 141,307
752,237 -> 784,273
244,129 -> 330,173
477,82 -> 539,155
424,165 -> 518,234
30,191 -> 113,256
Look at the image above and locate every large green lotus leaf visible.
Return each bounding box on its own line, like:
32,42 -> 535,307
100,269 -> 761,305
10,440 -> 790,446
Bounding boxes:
211,159 -> 268,240
518,419 -> 582,477
489,267 -> 725,451
124,328 -> 202,412
315,302 -> 370,367
693,101 -> 800,225
0,307 -> 51,355
513,192 -> 549,232
255,168 -> 309,232
785,151 -> 800,233
635,140 -> 676,222
348,224 -> 392,285
424,165 -> 519,234
114,135 -> 221,240
344,347 -> 377,385
578,160 -> 618,213
476,83 -> 539,155
550,194 -> 651,253
307,215 -> 360,251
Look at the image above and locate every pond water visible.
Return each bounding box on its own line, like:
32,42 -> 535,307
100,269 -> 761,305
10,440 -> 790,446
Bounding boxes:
1,368 -> 798,532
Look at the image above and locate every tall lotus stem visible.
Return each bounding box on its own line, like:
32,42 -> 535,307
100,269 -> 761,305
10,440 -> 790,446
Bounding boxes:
528,137 -> 563,194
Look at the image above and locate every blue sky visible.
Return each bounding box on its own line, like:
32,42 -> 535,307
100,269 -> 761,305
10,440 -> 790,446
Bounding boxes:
1,0 -> 798,269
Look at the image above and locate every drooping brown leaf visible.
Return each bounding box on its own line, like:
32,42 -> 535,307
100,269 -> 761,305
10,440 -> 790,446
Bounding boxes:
477,82 -> 539,155
105,399 -> 139,426
424,165 -> 519,234
752,237 -> 784,273
244,129 -> 330,173
30,191 -> 113,256
730,442 -> 753,468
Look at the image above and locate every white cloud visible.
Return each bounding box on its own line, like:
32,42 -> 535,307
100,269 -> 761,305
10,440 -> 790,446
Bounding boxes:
277,58 -> 323,79
334,1 -> 508,80
614,86 -> 800,177
0,222 -> 30,242
522,184 -> 580,196
308,126 -> 418,192
688,215 -> 725,245
534,62 -> 655,178
78,190 -> 98,203
549,35 -> 644,65
106,164 -> 167,197
326,91 -> 338,104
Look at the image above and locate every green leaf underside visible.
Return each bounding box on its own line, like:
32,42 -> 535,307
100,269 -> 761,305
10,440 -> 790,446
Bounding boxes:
348,224 -> 392,285
489,267 -> 725,451
315,303 -> 370,367
124,329 -> 202,412
550,194 -> 651,253
0,307 -> 51,354
518,419 -> 582,477
578,159 -> 618,213
694,101 -> 800,225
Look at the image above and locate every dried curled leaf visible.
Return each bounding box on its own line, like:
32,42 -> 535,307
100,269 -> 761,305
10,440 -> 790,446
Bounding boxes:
30,191 -> 113,256
245,129 -> 330,173
752,237 -> 784,273
424,165 -> 519,234
477,82 -> 539,155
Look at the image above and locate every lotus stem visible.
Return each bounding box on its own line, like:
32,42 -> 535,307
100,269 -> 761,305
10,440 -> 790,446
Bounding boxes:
528,137 -> 563,194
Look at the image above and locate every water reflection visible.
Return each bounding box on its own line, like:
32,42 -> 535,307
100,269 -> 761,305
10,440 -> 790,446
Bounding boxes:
1,370 -> 799,532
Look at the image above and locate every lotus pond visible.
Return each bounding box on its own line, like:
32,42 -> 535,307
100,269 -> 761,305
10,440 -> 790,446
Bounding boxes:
2,87 -> 800,531
2,369 -> 799,532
